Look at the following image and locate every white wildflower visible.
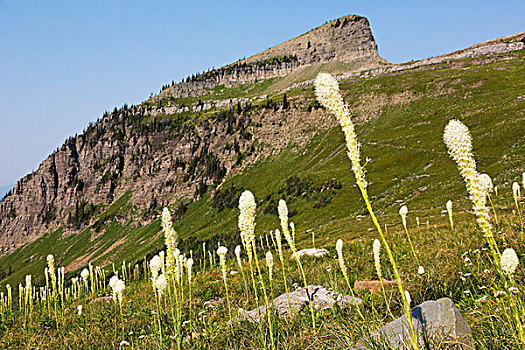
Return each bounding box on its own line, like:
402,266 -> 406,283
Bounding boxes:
443,119 -> 491,236
373,239 -> 381,278
513,182 -> 520,200
405,290 -> 411,306
501,248 -> 519,275
149,255 -> 162,282
238,191 -> 256,256
315,72 -> 366,188
155,274 -> 167,295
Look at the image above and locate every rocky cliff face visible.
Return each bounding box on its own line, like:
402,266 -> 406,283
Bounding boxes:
0,99 -> 336,255
0,14 -> 386,255
156,15 -> 383,100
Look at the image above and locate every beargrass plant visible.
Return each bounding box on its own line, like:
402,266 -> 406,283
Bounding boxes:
315,72 -> 420,349
446,200 -> 454,232
278,199 -> 315,329
186,258 -> 194,337
335,239 -> 365,321
47,254 -> 61,332
217,246 -> 234,334
399,205 -> 419,264
238,190 -> 268,350
235,245 -> 249,303
443,119 -> 525,345
149,255 -> 164,344
513,182 -> 523,234
373,239 -> 394,320
266,251 -> 274,304
275,228 -> 292,316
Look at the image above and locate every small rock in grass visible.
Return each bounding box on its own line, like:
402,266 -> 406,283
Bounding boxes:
290,248 -> 329,259
238,285 -> 362,322
354,279 -> 397,293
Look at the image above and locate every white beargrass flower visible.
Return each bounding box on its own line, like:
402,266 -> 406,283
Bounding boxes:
513,182 -> 521,201
279,200 -> 296,251
109,275 -> 119,289
81,268 -> 89,290
6,284 -> 11,309
315,73 -> 366,188
275,229 -> 283,260
234,245 -> 242,266
115,279 -> 125,305
479,174 -> 494,196
522,172 -> 525,191
161,207 -> 178,275
399,205 -> 408,226
159,251 -> 166,276
501,248 -> 519,275
77,304 -> 82,315
446,200 -> 453,213
446,200 -> 454,230
443,119 -> 491,236
290,222 -> 295,243
336,239 -> 348,280
266,251 -> 274,282
373,239 -> 381,278
217,246 -> 228,277
155,274 -> 167,295
149,255 -> 162,283
405,290 -> 411,306
418,266 -> 425,275
186,258 -> 194,284
238,191 -> 256,256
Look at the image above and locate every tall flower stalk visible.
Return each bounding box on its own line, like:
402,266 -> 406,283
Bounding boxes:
513,182 -> 523,234
217,246 -> 234,333
399,205 -> 418,264
238,191 -> 268,350
373,239 -> 394,320
186,258 -> 194,336
443,119 -> 525,343
161,208 -> 180,342
235,245 -> 249,303
278,199 -> 315,328
47,255 -> 60,332
315,72 -> 418,349
275,229 -> 292,315
336,239 -> 364,320
266,251 -> 274,304
446,200 -> 454,231
149,255 -> 164,344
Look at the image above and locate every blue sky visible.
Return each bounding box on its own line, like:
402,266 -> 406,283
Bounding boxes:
0,0 -> 523,187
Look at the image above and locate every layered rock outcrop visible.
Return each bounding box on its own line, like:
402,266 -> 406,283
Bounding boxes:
0,103 -> 336,254
156,15 -> 384,99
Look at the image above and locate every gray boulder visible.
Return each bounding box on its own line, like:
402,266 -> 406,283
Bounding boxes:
358,297 -> 473,349
238,285 -> 362,322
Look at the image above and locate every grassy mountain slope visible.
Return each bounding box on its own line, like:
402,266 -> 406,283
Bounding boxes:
0,48 -> 523,291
